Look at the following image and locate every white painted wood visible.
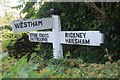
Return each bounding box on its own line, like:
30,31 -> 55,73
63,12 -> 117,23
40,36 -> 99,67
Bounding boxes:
29,31 -> 53,43
12,18 -> 53,33
52,15 -> 63,59
60,31 -> 103,46
13,15 -> 104,59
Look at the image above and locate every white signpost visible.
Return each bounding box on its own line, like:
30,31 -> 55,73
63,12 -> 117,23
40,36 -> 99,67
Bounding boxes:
29,31 -> 53,43
12,13 -> 104,59
12,18 -> 53,33
30,31 -> 103,46
60,31 -> 103,46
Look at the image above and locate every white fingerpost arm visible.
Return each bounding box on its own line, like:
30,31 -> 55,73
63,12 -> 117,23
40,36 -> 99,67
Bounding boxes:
52,15 -> 63,59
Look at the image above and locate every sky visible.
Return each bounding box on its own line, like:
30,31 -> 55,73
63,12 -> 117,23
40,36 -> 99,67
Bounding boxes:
0,0 -> 34,18
1,0 -> 119,17
0,0 -> 20,17
0,6 -> 4,17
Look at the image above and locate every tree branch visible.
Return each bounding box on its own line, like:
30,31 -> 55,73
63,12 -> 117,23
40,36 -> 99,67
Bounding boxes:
85,2 -> 105,15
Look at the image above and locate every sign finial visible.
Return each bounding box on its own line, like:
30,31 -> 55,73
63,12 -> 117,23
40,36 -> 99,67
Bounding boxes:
49,7 -> 62,15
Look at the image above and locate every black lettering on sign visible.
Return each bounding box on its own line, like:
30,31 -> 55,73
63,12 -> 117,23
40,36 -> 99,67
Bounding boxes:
65,33 -> 68,37
20,22 -> 23,28
65,39 -> 90,44
27,22 -> 31,27
31,22 -> 35,27
85,39 -> 90,44
14,23 -> 20,29
34,21 -> 38,26
38,21 -> 42,26
65,33 -> 86,38
30,33 -> 38,40
14,20 -> 43,29
37,38 -> 48,42
24,22 -> 27,28
83,33 -> 86,38
39,33 -> 49,38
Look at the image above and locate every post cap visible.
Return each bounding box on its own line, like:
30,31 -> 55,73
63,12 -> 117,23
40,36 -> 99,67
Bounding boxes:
49,7 -> 62,15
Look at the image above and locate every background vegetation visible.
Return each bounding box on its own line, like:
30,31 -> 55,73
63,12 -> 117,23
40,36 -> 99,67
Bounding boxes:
1,1 -> 119,79
1,55 -> 119,79
5,2 -> 119,63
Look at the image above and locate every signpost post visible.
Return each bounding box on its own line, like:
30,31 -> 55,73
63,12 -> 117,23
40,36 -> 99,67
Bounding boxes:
12,8 -> 104,59
52,15 -> 63,59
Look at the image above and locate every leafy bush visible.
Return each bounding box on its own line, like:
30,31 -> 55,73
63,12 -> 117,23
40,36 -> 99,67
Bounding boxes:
1,26 -> 22,52
4,2 -> 119,63
38,58 -> 118,78
5,33 -> 53,61
2,29 -> 22,41
2,56 -> 39,78
3,25 -> 12,31
2,40 -> 11,52
78,51 -> 106,63
2,55 -> 119,78
36,2 -> 120,62
2,56 -> 17,75
48,58 -> 84,68
6,33 -> 39,59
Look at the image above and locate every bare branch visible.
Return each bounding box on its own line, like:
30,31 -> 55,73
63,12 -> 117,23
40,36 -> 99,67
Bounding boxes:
85,2 -> 105,15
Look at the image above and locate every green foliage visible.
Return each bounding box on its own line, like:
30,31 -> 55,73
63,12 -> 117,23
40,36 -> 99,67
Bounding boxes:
1,2 -> 119,79
21,2 -> 36,19
77,51 -> 106,63
35,2 -> 120,62
48,58 -> 84,68
2,55 -> 119,78
38,58 -> 118,78
2,40 -> 11,52
5,33 -> 54,60
3,25 -> 12,31
2,29 -> 22,41
2,56 -> 39,78
3,2 -> 45,60
2,56 -> 17,77
29,46 -> 53,63
99,3 -> 120,61
0,73 -> 1,80
3,2 -> 119,65
1,26 -> 22,52
6,33 -> 39,59
36,2 -> 100,31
